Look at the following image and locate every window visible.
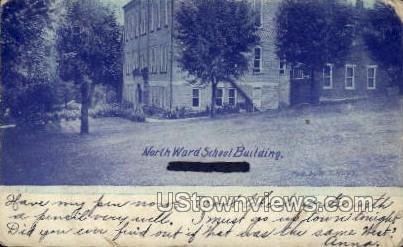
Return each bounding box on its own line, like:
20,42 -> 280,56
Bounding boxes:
253,47 -> 262,73
124,16 -> 128,42
134,52 -> 138,70
125,53 -> 129,75
131,15 -> 135,39
160,46 -> 168,73
253,0 -> 263,27
126,53 -> 129,75
124,24 -> 128,43
292,68 -> 304,79
159,0 -> 164,28
141,8 -> 146,35
215,88 -> 224,106
126,16 -> 131,40
323,63 -> 333,89
157,0 -> 164,28
131,52 -> 135,73
139,54 -> 146,69
151,47 -> 157,73
139,8 -> 143,35
192,88 -> 200,107
164,0 -> 169,26
279,60 -> 286,76
228,88 -> 236,106
345,64 -> 355,89
367,65 -> 377,89
150,1 -> 154,32
135,10 -> 139,37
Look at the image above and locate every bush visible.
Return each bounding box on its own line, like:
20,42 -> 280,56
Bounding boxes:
90,103 -> 120,118
143,105 -> 166,116
4,81 -> 58,127
119,108 -> 146,122
163,106 -> 209,119
90,103 -> 145,122
161,104 -> 240,119
57,108 -> 81,121
216,103 -> 241,114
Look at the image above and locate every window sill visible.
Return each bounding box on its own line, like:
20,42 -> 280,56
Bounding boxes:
323,87 -> 333,90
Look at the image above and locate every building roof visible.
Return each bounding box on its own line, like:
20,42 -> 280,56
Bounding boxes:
123,0 -> 136,11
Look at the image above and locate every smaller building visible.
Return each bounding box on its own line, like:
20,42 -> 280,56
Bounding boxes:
289,0 -> 392,105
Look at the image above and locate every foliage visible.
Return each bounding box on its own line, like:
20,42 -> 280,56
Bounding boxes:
275,0 -> 354,102
164,107 -> 209,119
363,2 -> 402,92
175,0 -> 259,116
1,0 -> 55,126
45,103 -> 145,123
57,0 -> 123,133
90,103 -> 145,122
57,0 -> 122,89
276,0 -> 354,68
162,104 -> 239,119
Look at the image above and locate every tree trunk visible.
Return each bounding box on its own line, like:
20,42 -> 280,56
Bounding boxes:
310,68 -> 319,104
89,83 -> 96,108
210,79 -> 217,118
80,81 -> 90,135
400,23 -> 403,95
399,64 -> 403,95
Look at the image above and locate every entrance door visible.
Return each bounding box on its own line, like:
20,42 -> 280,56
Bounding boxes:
290,67 -> 312,105
252,87 -> 262,108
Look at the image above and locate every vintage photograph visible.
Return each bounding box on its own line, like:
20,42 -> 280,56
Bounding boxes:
1,0 -> 402,187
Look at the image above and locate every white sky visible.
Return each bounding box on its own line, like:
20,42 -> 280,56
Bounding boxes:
102,0 -> 376,24
101,0 -> 130,23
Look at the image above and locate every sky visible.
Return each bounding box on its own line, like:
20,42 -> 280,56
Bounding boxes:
101,0 -> 129,23
102,0 -> 377,24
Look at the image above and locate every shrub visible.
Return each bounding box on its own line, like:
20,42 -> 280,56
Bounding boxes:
90,103 -> 120,118
119,108 -> 146,122
143,105 -> 165,116
216,103 -> 241,114
90,103 -> 145,122
163,106 -> 210,119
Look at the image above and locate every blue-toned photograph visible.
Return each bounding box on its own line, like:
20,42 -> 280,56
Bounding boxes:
1,0 -> 402,186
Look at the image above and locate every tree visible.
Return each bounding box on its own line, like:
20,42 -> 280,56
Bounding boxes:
1,0 -> 55,125
175,0 -> 259,117
363,2 -> 402,93
275,0 -> 354,103
57,0 -> 122,134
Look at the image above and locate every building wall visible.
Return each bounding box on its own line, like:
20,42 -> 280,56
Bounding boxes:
123,0 -> 174,109
318,52 -> 390,102
316,10 -> 391,102
123,0 -> 290,112
169,0 -> 290,111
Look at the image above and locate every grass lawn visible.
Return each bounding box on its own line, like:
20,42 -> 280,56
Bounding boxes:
1,97 -> 402,186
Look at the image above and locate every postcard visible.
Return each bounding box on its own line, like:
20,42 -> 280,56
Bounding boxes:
0,0 -> 402,246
